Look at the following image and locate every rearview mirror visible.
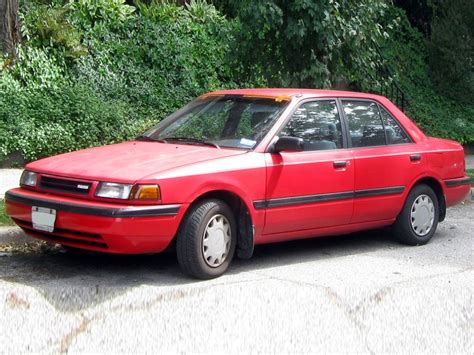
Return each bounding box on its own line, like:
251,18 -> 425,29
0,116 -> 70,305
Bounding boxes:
270,136 -> 304,153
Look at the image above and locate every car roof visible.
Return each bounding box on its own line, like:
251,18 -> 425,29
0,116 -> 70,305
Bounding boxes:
209,88 -> 386,100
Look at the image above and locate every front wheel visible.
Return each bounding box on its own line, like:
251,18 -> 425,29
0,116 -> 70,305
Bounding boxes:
176,199 -> 236,279
393,184 -> 439,245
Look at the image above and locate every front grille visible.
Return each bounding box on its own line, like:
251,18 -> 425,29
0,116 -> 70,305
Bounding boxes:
13,219 -> 108,249
39,176 -> 92,195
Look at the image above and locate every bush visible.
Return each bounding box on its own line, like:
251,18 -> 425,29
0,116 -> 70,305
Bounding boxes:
74,9 -> 235,118
0,72 -> 142,160
0,0 -> 238,162
380,6 -> 474,144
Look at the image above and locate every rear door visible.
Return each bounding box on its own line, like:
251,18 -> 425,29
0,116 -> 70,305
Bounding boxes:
261,99 -> 354,235
340,99 -> 423,223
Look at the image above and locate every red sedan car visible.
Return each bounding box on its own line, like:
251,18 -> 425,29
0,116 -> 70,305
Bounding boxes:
5,89 -> 471,278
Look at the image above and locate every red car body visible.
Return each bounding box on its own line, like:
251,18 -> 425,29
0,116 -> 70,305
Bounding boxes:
5,89 -> 471,257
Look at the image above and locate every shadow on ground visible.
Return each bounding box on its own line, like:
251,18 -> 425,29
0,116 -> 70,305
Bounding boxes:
0,227 -> 400,312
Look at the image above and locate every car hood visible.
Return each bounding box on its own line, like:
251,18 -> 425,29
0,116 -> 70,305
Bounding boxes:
27,141 -> 246,183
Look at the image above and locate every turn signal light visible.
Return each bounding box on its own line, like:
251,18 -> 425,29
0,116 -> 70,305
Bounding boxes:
130,184 -> 161,200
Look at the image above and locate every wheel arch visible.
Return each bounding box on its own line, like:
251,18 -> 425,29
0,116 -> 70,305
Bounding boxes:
186,189 -> 255,259
408,176 -> 446,222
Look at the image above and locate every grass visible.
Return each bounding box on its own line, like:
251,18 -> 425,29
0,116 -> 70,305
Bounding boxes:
467,169 -> 474,185
0,199 -> 14,226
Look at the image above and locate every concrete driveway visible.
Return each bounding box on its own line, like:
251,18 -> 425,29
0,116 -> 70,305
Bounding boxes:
0,201 -> 472,353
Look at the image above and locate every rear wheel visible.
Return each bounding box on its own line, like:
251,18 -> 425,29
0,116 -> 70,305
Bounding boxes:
393,184 -> 439,245
176,199 -> 236,279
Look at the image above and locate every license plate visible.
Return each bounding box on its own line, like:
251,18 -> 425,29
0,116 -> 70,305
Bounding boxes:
32,206 -> 56,232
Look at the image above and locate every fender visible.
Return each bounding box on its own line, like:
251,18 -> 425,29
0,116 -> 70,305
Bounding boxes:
180,181 -> 264,259
404,171 -> 447,221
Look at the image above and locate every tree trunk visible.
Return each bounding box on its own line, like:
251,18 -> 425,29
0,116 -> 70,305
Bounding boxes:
0,0 -> 19,55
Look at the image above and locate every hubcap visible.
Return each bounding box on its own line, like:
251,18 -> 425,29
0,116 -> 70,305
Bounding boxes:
202,214 -> 231,267
410,194 -> 435,236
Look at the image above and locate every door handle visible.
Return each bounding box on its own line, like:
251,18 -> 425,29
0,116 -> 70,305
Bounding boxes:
333,161 -> 347,168
410,154 -> 421,162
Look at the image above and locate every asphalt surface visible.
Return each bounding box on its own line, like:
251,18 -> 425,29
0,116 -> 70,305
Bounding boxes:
0,201 -> 472,353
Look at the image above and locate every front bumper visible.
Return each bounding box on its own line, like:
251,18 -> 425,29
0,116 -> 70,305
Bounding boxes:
5,188 -> 187,254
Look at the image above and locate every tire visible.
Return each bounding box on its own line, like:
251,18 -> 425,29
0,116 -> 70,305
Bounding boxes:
393,184 -> 439,245
176,199 -> 236,279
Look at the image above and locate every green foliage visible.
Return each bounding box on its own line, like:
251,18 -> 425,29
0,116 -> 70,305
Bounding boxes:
215,0 -> 395,89
428,0 -> 474,103
8,45 -> 69,89
135,0 -> 224,24
0,72 -> 141,159
134,0 -> 184,22
380,6 -> 474,144
0,199 -> 14,226
68,0 -> 136,29
0,0 -> 237,161
73,2 -> 235,126
466,169 -> 474,185
185,0 -> 223,23
20,2 -> 87,59
1,0 -> 473,164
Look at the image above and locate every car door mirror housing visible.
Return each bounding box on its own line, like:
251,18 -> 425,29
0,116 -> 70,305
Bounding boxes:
271,136 -> 304,153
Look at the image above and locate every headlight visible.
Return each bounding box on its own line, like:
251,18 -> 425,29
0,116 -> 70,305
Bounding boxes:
20,170 -> 38,187
95,182 -> 133,199
95,182 -> 161,200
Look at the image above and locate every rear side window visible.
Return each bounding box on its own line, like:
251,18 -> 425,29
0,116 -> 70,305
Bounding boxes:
379,105 -> 411,144
280,100 -> 343,151
342,100 -> 385,147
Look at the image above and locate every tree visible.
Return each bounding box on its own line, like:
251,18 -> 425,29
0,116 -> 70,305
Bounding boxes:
428,0 -> 474,103
0,0 -> 19,55
393,0 -> 433,36
214,0 -> 393,89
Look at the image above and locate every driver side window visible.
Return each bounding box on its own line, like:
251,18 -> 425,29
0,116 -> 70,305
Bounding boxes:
280,100 -> 343,151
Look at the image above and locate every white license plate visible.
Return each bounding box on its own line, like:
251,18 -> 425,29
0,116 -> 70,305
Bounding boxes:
32,206 -> 56,233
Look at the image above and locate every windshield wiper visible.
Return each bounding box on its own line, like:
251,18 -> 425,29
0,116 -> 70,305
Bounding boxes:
135,135 -> 168,143
136,135 -> 156,142
161,137 -> 220,149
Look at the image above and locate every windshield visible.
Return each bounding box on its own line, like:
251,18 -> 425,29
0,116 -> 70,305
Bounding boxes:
141,95 -> 290,149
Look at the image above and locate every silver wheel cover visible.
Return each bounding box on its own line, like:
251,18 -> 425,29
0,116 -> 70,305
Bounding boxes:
410,194 -> 435,236
202,214 -> 231,267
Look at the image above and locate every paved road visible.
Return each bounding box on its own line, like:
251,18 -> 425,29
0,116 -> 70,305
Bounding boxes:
0,201 -> 472,353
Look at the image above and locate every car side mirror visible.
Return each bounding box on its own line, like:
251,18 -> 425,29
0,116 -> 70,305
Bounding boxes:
270,136 -> 304,153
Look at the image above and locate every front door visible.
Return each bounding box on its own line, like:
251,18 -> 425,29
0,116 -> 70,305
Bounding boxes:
261,99 -> 354,236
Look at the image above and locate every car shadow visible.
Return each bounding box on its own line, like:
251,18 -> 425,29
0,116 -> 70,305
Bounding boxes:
0,227 -> 400,312
234,228 -> 397,272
